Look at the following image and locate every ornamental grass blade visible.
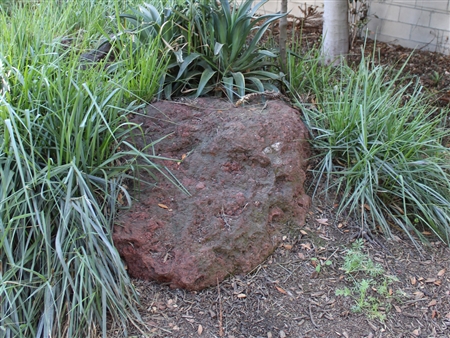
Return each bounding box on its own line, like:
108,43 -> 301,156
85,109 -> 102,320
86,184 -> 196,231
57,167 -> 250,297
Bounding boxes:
293,46 -> 450,247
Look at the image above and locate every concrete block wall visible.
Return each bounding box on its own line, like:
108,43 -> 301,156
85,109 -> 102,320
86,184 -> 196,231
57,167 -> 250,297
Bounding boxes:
257,0 -> 450,55
259,1 -> 323,17
365,0 -> 450,54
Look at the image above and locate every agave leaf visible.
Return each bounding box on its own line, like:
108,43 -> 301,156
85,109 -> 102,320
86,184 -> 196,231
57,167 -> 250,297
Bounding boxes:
263,83 -> 280,91
258,50 -> 278,58
182,69 -> 203,81
236,0 -> 256,16
236,13 -> 285,65
229,21 -> 251,62
118,14 -> 139,24
163,8 -> 173,18
249,0 -> 270,17
140,3 -> 161,23
164,82 -> 173,100
214,42 -> 224,56
196,69 -> 216,98
173,49 -> 184,64
211,11 -> 228,44
222,76 -> 234,101
219,0 -> 232,26
138,7 -> 155,23
232,72 -> 246,98
247,77 -> 264,93
245,70 -> 281,80
175,53 -> 200,80
228,11 -> 284,64
231,54 -> 269,72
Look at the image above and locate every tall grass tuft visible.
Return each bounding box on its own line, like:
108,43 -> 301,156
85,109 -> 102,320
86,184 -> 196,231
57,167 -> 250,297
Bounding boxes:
0,1 -> 171,336
289,45 -> 450,247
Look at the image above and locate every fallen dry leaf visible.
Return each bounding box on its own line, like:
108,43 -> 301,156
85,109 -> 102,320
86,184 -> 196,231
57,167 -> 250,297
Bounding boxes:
300,230 -> 308,236
298,252 -> 305,260
434,280 -> 442,286
283,244 -> 293,250
275,286 -> 287,294
158,203 -> 169,209
391,234 -> 402,242
316,218 -> 328,225
422,231 -> 432,235
413,291 -> 424,299
236,293 -> 246,298
300,243 -> 311,250
311,291 -> 325,297
431,310 -> 438,319
198,324 -> 203,335
412,329 -> 420,336
181,153 -> 187,161
410,276 -> 417,285
428,299 -> 437,307
425,278 -> 436,283
437,268 -> 446,276
394,305 -> 402,313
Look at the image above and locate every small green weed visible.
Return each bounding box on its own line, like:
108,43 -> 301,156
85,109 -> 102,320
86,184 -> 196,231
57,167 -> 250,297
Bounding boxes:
311,257 -> 332,274
335,240 -> 400,321
430,70 -> 442,86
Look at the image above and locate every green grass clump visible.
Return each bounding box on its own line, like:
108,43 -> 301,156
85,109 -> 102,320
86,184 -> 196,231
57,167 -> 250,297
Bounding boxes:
289,45 -> 450,247
0,1 -> 172,337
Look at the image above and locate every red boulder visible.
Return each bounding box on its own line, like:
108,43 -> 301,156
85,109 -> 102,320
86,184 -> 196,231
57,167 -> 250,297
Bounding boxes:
113,98 -> 311,290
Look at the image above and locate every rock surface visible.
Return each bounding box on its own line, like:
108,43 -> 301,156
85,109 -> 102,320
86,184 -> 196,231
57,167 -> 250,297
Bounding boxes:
113,97 -> 311,291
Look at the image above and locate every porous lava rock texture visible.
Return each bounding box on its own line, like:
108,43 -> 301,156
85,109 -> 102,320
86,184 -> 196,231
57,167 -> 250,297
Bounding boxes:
113,98 -> 311,291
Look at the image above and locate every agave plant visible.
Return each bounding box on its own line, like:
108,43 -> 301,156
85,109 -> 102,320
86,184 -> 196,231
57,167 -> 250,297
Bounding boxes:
121,0 -> 285,100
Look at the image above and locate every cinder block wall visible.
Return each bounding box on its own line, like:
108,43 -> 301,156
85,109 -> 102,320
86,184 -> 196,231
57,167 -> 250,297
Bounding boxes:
260,1 -> 323,16
258,0 -> 450,55
367,0 -> 450,54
